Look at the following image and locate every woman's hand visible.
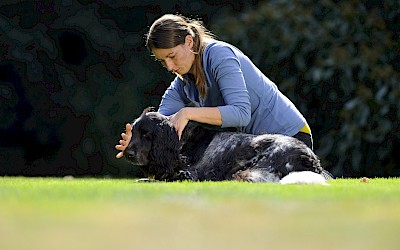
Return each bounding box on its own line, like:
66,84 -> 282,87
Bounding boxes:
169,107 -> 222,140
115,123 -> 132,159
169,108 -> 190,140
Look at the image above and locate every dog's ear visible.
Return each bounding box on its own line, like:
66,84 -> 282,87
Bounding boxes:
152,122 -> 180,154
147,121 -> 181,179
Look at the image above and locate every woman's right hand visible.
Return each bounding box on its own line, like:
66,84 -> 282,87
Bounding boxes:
168,108 -> 190,141
115,123 -> 132,159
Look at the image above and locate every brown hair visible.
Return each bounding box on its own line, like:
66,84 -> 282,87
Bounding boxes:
145,14 -> 215,98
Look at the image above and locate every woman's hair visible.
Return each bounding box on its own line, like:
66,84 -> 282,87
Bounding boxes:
145,14 -> 215,98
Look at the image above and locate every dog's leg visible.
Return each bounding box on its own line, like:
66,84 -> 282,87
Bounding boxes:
232,169 -> 280,183
171,170 -> 195,181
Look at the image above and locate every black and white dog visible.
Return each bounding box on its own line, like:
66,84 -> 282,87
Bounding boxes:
124,107 -> 332,184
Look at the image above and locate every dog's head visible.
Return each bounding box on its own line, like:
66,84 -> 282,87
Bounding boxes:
124,107 -> 181,179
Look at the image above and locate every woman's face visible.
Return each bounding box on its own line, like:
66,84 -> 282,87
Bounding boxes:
151,35 -> 195,75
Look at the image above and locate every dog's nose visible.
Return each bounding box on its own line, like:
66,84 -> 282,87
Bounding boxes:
124,149 -> 133,157
123,148 -> 135,159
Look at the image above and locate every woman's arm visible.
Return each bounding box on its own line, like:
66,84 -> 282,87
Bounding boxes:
158,78 -> 188,116
205,43 -> 251,128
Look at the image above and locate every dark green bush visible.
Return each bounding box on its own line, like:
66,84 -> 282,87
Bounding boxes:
211,0 -> 400,177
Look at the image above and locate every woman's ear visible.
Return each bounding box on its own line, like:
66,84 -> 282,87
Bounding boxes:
185,35 -> 194,49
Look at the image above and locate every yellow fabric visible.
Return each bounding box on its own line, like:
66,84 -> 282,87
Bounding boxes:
299,123 -> 312,135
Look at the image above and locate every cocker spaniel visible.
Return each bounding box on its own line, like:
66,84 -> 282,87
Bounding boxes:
123,107 -> 332,184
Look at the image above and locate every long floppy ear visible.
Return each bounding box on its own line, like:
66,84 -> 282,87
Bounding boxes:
147,119 -> 182,179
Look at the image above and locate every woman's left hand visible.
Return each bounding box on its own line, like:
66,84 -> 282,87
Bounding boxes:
169,108 -> 189,140
115,123 -> 133,159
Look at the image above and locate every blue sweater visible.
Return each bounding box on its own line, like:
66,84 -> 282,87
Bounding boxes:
158,40 -> 306,136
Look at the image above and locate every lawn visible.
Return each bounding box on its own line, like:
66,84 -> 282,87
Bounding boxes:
0,177 -> 399,250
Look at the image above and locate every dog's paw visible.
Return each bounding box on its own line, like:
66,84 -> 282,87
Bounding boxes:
279,171 -> 329,185
232,169 -> 252,182
173,170 -> 194,181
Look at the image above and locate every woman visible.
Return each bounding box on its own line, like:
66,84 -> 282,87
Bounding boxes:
115,14 -> 313,159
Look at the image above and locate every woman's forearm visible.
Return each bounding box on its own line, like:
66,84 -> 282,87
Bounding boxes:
181,107 -> 222,126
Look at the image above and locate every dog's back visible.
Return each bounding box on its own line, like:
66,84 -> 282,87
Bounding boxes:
181,127 -> 327,182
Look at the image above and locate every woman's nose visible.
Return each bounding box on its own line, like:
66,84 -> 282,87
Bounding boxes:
164,58 -> 175,71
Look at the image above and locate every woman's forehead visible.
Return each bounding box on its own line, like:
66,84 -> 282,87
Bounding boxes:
152,47 -> 178,60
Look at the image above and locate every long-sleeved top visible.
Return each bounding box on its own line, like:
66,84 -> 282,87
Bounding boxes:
158,40 -> 307,136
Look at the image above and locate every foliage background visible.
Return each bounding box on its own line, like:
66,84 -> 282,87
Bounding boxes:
0,0 -> 398,177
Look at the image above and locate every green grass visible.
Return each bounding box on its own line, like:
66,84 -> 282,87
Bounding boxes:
1,177 -> 399,250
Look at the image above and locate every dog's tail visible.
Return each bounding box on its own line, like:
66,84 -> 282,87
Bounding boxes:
279,171 -> 331,185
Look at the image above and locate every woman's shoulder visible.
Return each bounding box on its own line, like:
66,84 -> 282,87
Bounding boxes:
205,40 -> 236,54
203,40 -> 244,64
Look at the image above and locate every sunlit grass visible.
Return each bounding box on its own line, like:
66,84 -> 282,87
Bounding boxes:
1,177 -> 399,250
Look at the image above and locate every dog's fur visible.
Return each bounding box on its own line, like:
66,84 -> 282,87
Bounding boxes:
124,107 -> 332,183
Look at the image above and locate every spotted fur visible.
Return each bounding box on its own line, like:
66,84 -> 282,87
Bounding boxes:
124,108 -> 332,183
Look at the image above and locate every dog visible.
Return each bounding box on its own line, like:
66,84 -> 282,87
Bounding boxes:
123,107 -> 332,184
